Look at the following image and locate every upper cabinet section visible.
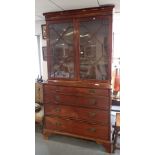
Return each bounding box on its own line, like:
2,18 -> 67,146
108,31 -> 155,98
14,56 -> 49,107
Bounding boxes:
44,6 -> 114,82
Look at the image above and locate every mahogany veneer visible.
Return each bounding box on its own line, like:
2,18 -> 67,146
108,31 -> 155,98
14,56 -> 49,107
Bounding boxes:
43,5 -> 114,153
44,116 -> 109,140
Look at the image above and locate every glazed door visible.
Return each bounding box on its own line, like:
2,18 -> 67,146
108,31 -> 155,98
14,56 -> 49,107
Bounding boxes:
48,21 -> 75,79
79,17 -> 111,81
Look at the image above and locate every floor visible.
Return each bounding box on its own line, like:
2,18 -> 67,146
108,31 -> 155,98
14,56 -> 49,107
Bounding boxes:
35,132 -> 120,155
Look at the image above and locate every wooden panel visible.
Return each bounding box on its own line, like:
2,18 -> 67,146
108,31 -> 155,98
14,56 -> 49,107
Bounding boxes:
44,93 -> 109,110
44,104 -> 109,125
44,85 -> 109,96
35,83 -> 43,103
116,113 -> 120,127
44,116 -> 109,140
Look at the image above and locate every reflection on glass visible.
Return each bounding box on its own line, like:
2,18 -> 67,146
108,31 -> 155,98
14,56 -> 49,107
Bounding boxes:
80,18 -> 109,80
49,22 -> 75,78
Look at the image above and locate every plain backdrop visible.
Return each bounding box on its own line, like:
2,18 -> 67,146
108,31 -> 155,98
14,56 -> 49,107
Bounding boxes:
0,1 -> 155,155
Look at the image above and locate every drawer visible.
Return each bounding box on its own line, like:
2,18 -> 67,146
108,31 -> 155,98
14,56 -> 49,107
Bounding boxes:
44,104 -> 109,124
44,93 -> 76,105
44,116 -> 109,140
44,85 -> 109,96
44,93 -> 109,110
76,96 -> 109,110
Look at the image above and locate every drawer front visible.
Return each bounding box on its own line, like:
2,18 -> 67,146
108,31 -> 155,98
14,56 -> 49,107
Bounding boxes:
44,93 -> 109,110
44,85 -> 109,96
44,116 -> 109,140
44,104 -> 109,124
44,93 -> 76,105
76,96 -> 109,110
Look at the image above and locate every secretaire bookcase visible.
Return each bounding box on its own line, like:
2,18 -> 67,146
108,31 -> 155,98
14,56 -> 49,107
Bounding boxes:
42,5 -> 114,153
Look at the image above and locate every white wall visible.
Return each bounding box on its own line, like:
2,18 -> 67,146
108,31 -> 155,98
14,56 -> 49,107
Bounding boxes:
113,13 -> 120,58
35,20 -> 48,81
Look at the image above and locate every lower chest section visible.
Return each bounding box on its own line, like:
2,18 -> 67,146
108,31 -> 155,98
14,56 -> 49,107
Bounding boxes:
43,84 -> 111,141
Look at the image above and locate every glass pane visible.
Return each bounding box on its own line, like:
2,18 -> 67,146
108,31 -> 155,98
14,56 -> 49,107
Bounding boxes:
49,22 -> 75,78
79,18 -> 109,80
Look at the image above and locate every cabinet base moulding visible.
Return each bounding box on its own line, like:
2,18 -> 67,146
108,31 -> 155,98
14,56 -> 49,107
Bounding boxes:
43,129 -> 112,153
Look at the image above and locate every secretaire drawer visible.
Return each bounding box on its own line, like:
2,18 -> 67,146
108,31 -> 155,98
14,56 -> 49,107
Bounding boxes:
44,85 -> 109,96
44,116 -> 109,140
44,93 -> 109,110
44,104 -> 109,125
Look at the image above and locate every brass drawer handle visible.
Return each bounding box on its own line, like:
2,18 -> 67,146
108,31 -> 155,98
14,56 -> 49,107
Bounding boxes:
88,128 -> 96,132
89,112 -> 96,117
55,87 -> 62,92
55,122 -> 62,126
89,89 -> 96,93
89,99 -> 96,105
55,96 -> 60,101
55,107 -> 61,112
55,89 -> 60,92
55,102 -> 59,104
